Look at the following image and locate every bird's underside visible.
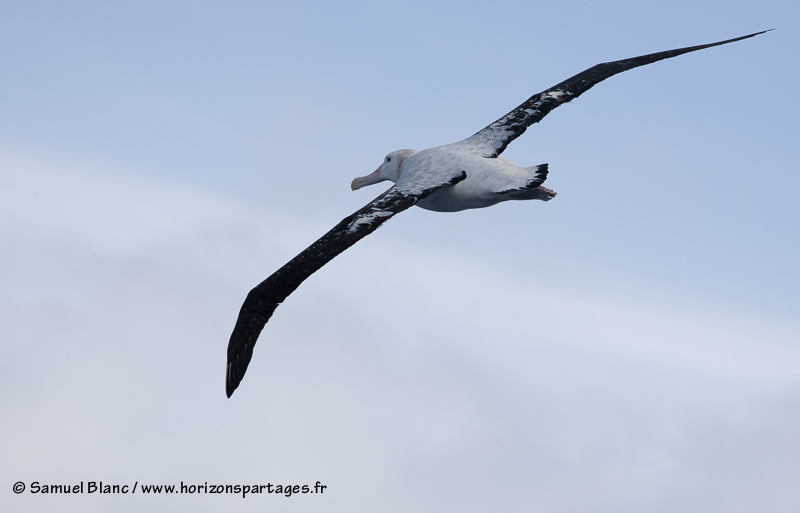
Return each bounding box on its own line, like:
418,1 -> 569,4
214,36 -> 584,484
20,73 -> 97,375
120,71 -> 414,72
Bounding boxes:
225,30 -> 768,397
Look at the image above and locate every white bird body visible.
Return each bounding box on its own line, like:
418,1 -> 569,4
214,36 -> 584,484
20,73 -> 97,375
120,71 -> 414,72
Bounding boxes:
224,31 -> 768,397
355,145 -> 553,212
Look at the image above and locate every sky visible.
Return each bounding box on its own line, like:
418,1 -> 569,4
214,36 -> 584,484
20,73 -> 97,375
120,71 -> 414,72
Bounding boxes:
1,1 -> 799,511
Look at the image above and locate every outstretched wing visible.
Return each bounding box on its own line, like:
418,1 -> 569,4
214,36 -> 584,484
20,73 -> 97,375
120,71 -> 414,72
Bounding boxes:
226,170 -> 467,397
454,30 -> 769,158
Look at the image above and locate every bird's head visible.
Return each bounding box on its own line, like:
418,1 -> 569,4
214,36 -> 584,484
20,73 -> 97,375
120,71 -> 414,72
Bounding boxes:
351,149 -> 418,191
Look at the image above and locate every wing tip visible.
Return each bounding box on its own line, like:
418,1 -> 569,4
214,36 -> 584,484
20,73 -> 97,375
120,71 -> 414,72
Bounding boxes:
225,362 -> 238,398
693,29 -> 772,52
736,29 -> 773,41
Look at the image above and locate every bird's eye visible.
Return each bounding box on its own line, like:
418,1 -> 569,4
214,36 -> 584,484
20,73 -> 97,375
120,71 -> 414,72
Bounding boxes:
387,157 -> 391,162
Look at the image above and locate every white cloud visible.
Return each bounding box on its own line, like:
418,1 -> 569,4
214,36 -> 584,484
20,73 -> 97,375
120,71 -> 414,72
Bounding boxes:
2,150 -> 799,513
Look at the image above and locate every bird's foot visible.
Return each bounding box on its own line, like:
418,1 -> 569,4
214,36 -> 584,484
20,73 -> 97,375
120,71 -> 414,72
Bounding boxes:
535,186 -> 557,201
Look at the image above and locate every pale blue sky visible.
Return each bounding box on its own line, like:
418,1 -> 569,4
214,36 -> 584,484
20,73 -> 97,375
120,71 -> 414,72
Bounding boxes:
2,2 -> 799,512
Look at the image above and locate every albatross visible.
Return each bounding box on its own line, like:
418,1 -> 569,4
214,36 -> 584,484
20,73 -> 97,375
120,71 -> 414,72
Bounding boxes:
226,30 -> 768,397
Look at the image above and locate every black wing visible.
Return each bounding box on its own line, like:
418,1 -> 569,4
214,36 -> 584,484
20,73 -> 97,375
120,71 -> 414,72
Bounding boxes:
454,30 -> 769,158
226,170 -> 467,397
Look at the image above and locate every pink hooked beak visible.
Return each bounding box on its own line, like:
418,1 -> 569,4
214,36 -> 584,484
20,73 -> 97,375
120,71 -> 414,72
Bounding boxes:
351,167 -> 386,191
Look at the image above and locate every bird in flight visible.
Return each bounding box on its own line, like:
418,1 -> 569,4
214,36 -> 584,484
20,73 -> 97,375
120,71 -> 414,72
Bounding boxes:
225,30 -> 768,397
